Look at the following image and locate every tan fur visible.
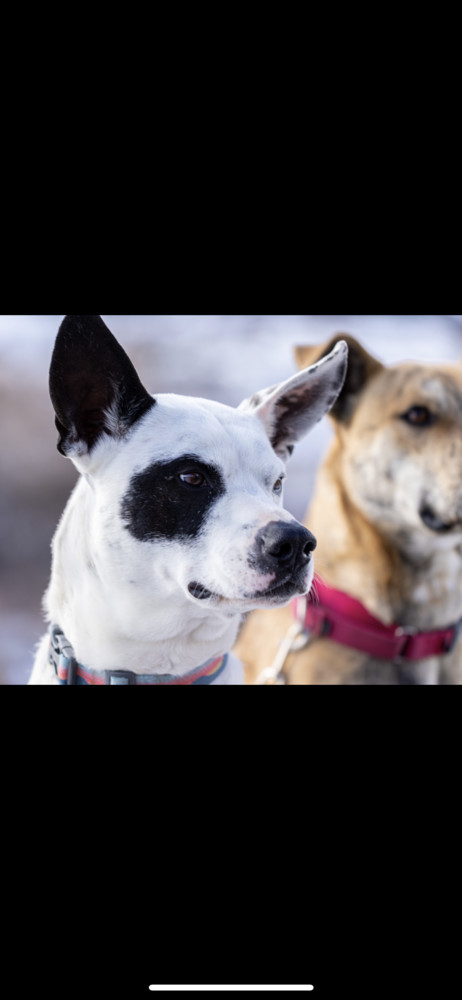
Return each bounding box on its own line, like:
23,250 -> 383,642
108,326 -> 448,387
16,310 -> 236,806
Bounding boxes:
235,335 -> 462,684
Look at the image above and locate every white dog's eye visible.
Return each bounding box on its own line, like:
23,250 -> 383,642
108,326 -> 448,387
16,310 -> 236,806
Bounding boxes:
273,478 -> 284,493
179,471 -> 206,487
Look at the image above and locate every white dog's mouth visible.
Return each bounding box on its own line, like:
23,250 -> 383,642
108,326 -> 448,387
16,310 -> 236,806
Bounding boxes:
187,568 -> 312,607
245,564 -> 313,604
188,581 -> 217,601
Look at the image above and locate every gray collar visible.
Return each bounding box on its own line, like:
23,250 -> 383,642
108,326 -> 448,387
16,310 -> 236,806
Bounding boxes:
48,624 -> 228,685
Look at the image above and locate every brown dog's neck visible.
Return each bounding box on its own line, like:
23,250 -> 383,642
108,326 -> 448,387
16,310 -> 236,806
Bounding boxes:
306,440 -> 462,629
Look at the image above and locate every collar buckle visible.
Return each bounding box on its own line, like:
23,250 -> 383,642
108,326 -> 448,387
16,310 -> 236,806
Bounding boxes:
49,624 -> 78,684
105,670 -> 136,685
442,617 -> 462,654
393,624 -> 417,664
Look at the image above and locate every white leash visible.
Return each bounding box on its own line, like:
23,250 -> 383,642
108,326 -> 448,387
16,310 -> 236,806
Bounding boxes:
254,620 -> 312,684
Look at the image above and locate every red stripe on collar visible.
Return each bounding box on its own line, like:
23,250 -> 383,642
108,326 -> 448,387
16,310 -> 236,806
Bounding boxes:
293,578 -> 462,661
56,654 -> 227,685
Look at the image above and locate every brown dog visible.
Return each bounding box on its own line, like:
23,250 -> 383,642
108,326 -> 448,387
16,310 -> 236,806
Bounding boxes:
234,334 -> 462,684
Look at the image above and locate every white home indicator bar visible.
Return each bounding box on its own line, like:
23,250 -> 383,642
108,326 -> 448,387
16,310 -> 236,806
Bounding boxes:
148,988 -> 314,992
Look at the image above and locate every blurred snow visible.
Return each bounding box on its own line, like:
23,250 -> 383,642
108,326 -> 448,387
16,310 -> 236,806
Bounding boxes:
2,314 -> 462,683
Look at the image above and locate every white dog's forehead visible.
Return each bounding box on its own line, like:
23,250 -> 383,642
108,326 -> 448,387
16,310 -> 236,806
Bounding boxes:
131,393 -> 281,472
109,394 -> 285,544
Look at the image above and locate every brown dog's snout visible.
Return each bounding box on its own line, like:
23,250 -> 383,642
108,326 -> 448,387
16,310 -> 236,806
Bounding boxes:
252,521 -> 316,574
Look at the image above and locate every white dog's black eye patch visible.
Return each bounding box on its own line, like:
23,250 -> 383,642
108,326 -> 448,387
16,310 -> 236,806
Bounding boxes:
121,454 -> 225,542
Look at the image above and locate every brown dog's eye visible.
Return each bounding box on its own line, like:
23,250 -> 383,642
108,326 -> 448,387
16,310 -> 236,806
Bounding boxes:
401,406 -> 433,427
179,471 -> 207,487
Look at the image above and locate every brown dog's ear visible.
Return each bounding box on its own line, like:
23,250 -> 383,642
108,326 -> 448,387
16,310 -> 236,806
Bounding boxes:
294,334 -> 383,424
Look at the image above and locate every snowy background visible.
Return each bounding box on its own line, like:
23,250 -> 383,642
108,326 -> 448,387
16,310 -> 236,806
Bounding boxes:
1,314 -> 462,684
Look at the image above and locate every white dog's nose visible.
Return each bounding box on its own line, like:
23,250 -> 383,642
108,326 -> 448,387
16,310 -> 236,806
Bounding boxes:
252,521 -> 316,574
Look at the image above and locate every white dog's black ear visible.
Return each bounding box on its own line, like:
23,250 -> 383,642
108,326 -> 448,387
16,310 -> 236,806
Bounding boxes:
239,340 -> 348,460
49,315 -> 155,456
295,334 -> 383,425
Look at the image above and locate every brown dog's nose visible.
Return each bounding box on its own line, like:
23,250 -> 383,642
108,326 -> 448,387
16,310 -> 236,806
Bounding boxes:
253,521 -> 316,573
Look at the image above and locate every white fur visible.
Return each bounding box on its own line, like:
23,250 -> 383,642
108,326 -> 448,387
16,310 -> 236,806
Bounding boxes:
30,337 -> 347,685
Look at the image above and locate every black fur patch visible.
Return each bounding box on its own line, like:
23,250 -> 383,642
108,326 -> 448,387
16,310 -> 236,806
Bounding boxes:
50,315 -> 156,454
120,454 -> 225,542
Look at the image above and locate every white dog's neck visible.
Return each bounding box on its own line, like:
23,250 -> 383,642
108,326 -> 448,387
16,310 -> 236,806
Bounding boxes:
44,478 -> 241,677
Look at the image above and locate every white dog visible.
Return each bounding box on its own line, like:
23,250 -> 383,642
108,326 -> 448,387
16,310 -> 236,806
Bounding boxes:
30,315 -> 347,684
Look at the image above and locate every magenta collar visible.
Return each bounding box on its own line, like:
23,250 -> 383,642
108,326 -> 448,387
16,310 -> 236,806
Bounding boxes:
293,578 -> 462,662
